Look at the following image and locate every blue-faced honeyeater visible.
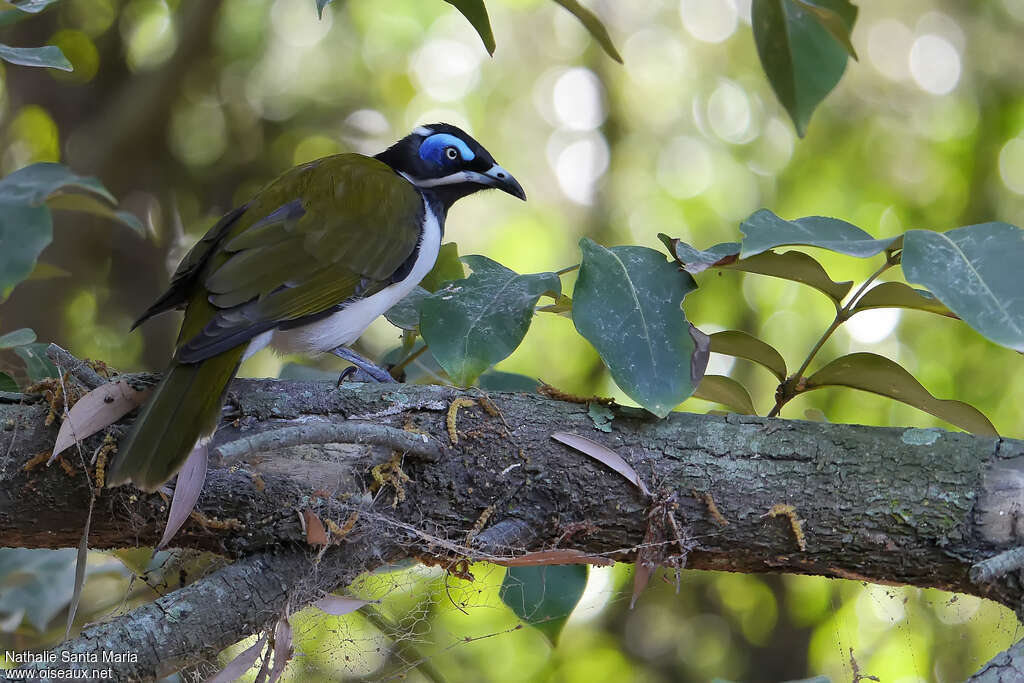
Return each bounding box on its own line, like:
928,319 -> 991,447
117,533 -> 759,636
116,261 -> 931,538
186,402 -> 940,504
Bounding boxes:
106,124 -> 525,491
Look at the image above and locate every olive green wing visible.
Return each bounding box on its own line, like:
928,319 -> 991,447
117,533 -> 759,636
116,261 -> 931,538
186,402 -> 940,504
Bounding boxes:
175,154 -> 424,362
131,204 -> 250,329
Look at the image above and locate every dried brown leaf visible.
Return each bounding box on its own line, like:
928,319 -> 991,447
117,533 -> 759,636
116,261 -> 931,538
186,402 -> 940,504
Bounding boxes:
303,509 -> 329,546
267,614 -> 293,683
50,380 -> 151,461
551,431 -> 650,496
157,445 -> 208,550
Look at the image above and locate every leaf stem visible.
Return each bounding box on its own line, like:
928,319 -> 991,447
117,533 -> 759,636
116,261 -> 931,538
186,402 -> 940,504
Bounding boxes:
555,264 -> 580,276
391,344 -> 429,375
767,254 -> 897,418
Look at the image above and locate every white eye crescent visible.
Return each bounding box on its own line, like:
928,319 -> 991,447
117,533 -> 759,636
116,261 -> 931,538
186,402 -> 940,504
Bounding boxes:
445,147 -> 459,160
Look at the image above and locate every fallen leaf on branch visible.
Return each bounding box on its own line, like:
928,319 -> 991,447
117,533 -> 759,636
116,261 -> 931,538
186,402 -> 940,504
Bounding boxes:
302,509 -> 329,546
50,380 -> 151,462
551,431 -> 650,496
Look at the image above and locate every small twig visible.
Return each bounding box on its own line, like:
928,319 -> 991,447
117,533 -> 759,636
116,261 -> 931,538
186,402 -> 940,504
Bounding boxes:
768,256 -> 896,418
554,263 -> 580,276
212,422 -> 442,464
346,398 -> 447,420
970,547 -> 1024,585
46,344 -> 106,390
389,344 -> 429,375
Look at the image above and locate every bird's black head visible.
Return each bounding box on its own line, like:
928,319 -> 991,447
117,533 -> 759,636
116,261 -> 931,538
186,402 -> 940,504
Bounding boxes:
376,123 -> 526,211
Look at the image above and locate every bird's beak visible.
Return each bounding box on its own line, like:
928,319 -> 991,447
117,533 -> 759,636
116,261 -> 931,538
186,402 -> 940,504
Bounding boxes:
482,164 -> 527,201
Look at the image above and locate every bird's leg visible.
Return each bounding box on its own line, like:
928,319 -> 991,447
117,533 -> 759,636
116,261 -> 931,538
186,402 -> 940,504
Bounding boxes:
330,347 -> 397,384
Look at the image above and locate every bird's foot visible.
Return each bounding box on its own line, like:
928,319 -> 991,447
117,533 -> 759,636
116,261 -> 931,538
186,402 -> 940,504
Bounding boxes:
330,347 -> 397,384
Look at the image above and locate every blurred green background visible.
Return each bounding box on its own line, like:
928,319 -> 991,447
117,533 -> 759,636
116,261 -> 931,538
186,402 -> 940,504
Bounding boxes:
1,0 -> 1023,680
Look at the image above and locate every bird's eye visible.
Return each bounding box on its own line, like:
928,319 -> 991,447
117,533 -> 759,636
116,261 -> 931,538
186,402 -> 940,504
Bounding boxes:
445,147 -> 459,160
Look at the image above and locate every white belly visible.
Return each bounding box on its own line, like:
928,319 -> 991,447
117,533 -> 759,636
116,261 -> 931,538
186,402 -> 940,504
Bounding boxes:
255,198 -> 441,357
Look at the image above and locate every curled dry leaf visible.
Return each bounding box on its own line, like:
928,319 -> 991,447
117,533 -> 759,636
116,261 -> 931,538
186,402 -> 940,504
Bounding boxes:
313,595 -> 370,616
631,562 -> 653,609
267,614 -> 293,683
50,380 -> 152,462
495,549 -> 614,567
158,445 -> 208,550
551,431 -> 650,496
302,509 -> 329,546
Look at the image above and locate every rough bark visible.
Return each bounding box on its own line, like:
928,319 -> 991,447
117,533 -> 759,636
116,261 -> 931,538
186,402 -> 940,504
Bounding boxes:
2,364 -> 1023,680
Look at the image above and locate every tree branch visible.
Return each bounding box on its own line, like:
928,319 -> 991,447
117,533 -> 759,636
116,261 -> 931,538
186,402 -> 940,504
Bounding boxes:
2,366 -> 1023,680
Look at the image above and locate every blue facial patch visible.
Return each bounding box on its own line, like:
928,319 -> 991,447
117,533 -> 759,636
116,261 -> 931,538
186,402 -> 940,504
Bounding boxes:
418,133 -> 475,166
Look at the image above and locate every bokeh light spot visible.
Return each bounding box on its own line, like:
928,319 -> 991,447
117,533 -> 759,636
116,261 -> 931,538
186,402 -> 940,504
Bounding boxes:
271,0 -> 333,47
410,39 -> 481,102
679,0 -> 738,43
657,136 -> 713,199
867,20 -> 912,81
845,296 -> 901,344
707,79 -> 754,143
998,137 -> 1024,195
122,0 -> 178,72
552,68 -> 606,131
552,133 -> 610,205
48,30 -> 100,83
909,34 -> 960,94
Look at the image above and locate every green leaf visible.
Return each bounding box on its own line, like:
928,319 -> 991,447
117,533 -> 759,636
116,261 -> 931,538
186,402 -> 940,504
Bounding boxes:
0,43 -> 71,70
381,341 -> 450,385
315,0 -> 332,19
720,250 -> 853,303
477,371 -> 540,392
792,0 -> 858,59
420,242 -> 467,292
551,0 -> 622,63
751,0 -> 855,136
572,239 -> 699,418
444,0 -> 495,55
0,163 -> 116,206
0,202 -> 53,296
850,281 -> 956,319
45,193 -> 144,234
693,375 -> 757,415
657,234 -> 740,274
0,372 -> 17,392
0,327 -> 36,348
709,330 -> 787,382
15,342 -> 58,381
804,352 -> 997,436
0,548 -> 78,632
384,286 -> 430,331
419,256 -> 559,387
500,564 -> 588,646
8,0 -> 62,12
901,224 -> 1024,352
740,209 -> 900,259
659,232 -> 851,302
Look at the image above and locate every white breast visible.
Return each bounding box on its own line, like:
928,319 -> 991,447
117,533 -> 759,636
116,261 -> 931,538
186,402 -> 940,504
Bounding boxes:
264,196 -> 441,357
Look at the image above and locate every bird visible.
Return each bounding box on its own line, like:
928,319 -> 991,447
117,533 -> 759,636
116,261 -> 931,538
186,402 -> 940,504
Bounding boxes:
106,123 -> 525,492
